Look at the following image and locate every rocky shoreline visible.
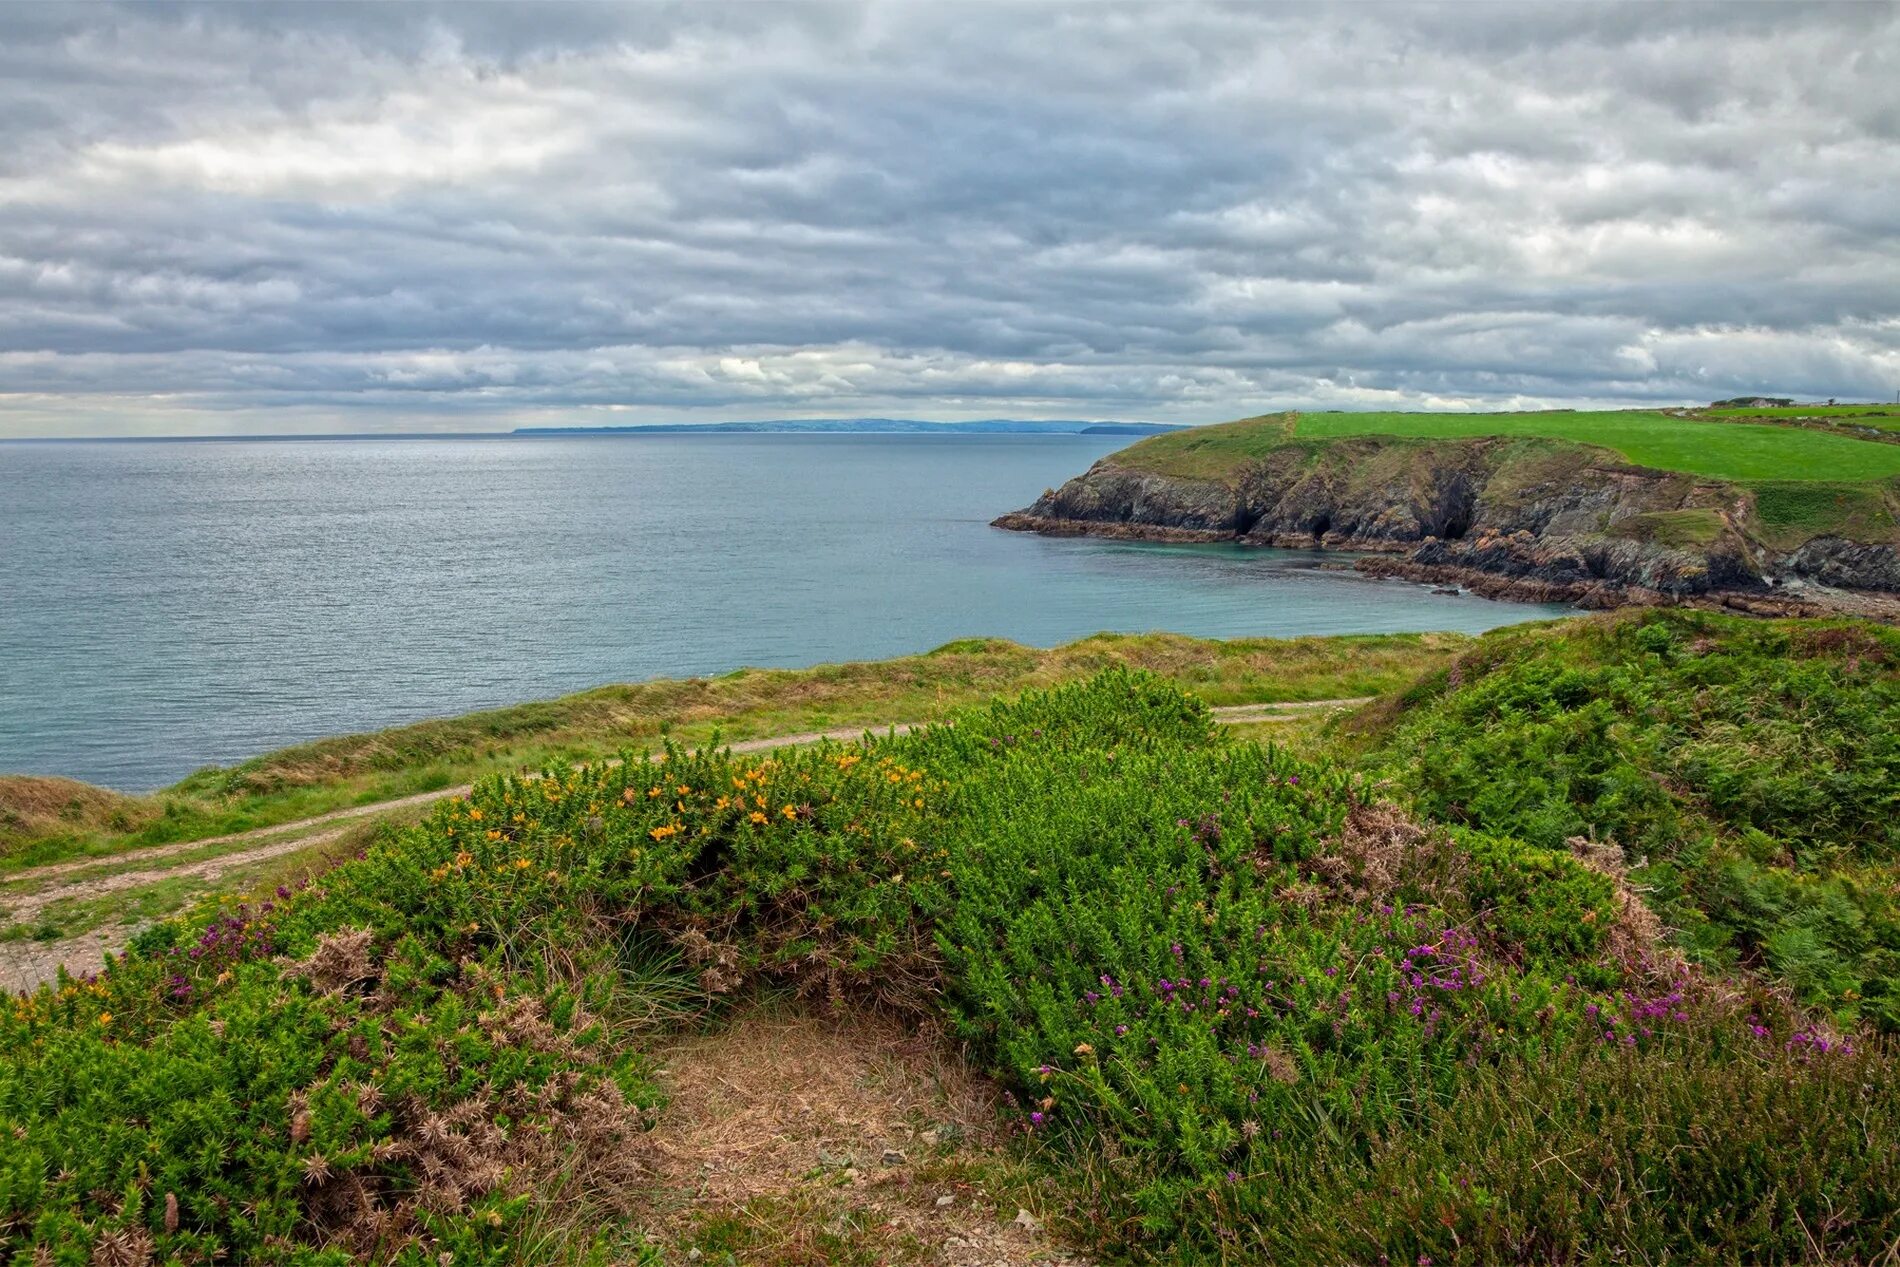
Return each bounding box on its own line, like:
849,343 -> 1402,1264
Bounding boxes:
993,438 -> 1900,622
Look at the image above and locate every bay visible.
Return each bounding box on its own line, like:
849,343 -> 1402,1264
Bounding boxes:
0,434 -> 1567,790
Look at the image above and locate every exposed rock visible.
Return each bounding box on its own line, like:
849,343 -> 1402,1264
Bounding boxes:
994,435 -> 1900,618
1785,537 -> 1900,592
1007,462 -> 1242,534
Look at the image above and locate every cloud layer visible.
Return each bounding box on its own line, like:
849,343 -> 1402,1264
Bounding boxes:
2,2 -> 1897,435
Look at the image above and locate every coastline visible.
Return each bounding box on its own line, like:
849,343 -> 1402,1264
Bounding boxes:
993,509 -> 1900,623
992,426 -> 1900,624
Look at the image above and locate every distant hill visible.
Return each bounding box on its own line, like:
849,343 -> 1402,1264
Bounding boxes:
511,418 -> 1184,436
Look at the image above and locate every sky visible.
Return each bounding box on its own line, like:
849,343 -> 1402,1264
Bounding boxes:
1,2 -> 1897,438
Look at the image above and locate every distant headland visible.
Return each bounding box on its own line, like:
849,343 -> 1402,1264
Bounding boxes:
510,418 -> 1184,436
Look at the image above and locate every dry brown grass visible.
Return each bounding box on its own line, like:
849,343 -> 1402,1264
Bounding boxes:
645,1003 -> 1089,1266
1564,835 -> 1688,983
0,776 -> 154,851
648,1007 -> 995,1208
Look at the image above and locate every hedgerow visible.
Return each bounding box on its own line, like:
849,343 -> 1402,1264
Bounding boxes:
3,665 -> 1898,1265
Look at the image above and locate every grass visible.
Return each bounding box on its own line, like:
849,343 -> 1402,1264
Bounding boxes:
1750,481 -> 1900,549
0,629 -> 1472,871
0,818 -> 381,946
1115,409 -> 1900,484
1295,410 -> 1900,482
1606,507 -> 1727,550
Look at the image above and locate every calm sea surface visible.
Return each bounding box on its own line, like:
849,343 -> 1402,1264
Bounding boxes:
1,434 -> 1569,790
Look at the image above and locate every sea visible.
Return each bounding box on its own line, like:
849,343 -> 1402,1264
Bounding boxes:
1,433 -> 1570,790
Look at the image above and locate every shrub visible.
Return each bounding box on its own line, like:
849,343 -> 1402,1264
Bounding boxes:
1363,610 -> 1900,1025
5,667 -> 1898,1264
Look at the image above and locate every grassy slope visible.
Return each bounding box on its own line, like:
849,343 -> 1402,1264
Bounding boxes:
0,630 -> 1471,871
1295,409 -> 1900,481
1119,409 -> 1900,484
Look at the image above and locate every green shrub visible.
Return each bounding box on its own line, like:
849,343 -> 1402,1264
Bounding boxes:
5,667 -> 1898,1264
1364,610 -> 1900,1024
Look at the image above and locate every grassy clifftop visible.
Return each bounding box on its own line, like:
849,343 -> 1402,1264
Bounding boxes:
1114,409 -> 1900,485
1011,411 -> 1900,582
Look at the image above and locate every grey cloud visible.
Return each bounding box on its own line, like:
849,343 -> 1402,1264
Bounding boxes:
0,1 -> 1896,436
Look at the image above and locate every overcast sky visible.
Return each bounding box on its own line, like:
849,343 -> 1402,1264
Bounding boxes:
2,2 -> 1897,437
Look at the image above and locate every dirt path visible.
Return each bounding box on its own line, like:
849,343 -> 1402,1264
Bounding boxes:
0,700 -> 1368,990
2,724 -> 925,892
1212,697 -> 1373,724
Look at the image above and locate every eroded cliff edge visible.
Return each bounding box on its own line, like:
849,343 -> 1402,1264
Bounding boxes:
994,435 -> 1900,616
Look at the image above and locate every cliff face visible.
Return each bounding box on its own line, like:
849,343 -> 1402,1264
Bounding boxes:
995,436 -> 1900,607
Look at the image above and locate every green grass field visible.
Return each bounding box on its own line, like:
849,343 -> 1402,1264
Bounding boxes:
1293,410 -> 1900,482
1118,409 -> 1900,484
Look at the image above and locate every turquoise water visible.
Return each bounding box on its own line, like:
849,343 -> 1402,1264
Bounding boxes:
0,434 -> 1569,790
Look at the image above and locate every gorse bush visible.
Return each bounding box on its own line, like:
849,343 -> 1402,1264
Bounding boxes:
1359,609 -> 1900,1028
3,665 -> 1898,1264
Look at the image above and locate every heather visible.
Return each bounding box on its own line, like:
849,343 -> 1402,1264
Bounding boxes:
5,666 -> 1898,1264
1354,609 -> 1900,1029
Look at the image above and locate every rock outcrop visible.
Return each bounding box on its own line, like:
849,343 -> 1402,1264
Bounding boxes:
994,435 -> 1900,613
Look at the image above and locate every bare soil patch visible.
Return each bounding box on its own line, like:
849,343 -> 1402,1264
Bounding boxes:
645,1005 -> 1089,1266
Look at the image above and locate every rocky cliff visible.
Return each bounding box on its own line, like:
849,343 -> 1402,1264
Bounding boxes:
995,436 -> 1900,613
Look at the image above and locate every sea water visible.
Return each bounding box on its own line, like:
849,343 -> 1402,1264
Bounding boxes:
0,434 -> 1568,789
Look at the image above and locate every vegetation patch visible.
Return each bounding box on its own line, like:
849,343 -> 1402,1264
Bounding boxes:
1351,609 -> 1900,1028
1290,410 -> 1900,482
0,630 -> 1469,871
1704,404 -> 1900,419
1117,409 -> 1900,485
6,663 -> 1898,1264
1751,480 -> 1900,548
1606,508 -> 1726,550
